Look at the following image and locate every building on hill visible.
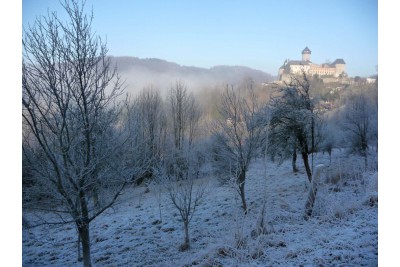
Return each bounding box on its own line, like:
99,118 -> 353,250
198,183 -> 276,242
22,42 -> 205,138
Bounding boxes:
278,47 -> 346,82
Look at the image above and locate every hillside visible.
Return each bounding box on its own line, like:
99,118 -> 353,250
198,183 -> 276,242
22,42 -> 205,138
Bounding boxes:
23,150 -> 378,266
108,56 -> 275,94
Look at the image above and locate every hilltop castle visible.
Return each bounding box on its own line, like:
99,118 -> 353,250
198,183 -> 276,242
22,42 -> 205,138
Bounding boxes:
278,47 -> 346,82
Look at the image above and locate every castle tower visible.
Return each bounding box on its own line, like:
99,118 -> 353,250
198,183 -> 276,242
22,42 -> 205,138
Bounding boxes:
332,58 -> 346,77
302,46 -> 311,61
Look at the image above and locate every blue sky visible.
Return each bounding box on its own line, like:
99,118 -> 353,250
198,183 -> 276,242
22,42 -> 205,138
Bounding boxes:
22,0 -> 377,77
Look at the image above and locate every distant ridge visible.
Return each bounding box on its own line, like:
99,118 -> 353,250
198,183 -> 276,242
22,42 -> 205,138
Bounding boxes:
108,56 -> 275,94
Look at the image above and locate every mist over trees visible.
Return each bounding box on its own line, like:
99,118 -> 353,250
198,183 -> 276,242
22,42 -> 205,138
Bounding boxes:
22,1 -> 378,266
125,86 -> 167,184
211,81 -> 268,213
338,85 -> 378,168
108,56 -> 275,96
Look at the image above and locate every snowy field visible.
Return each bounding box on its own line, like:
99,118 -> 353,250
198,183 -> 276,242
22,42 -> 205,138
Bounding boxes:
22,150 -> 378,266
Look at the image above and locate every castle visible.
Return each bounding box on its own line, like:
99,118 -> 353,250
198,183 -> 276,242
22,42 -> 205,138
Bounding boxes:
278,47 -> 346,82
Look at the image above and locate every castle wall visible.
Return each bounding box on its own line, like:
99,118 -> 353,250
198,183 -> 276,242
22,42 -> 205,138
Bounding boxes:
309,64 -> 336,76
290,64 -> 310,74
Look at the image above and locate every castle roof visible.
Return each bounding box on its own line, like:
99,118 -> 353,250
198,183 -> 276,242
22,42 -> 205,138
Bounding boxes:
302,46 -> 311,54
279,60 -> 311,69
279,59 -> 288,68
287,60 -> 310,66
332,58 -> 346,64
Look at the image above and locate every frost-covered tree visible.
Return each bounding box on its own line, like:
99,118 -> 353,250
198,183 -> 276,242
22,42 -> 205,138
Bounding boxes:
267,125 -> 300,172
319,115 -> 342,164
163,147 -> 207,251
126,86 -> 167,184
341,90 -> 377,168
212,83 -> 267,212
168,81 -> 202,151
152,81 -> 206,250
22,1 -> 129,266
268,73 -> 318,182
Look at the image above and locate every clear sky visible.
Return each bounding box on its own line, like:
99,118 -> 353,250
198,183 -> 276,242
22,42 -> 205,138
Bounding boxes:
23,0 -> 377,77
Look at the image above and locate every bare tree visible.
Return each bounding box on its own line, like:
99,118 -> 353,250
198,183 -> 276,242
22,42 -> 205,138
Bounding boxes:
319,118 -> 340,164
126,86 -> 167,184
268,73 -> 318,182
168,81 -> 201,151
22,1 -> 128,266
341,91 -> 377,168
212,83 -> 267,213
163,148 -> 207,251
154,81 -> 206,250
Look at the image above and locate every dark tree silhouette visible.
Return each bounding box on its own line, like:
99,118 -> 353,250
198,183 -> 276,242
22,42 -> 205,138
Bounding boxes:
269,72 -> 318,182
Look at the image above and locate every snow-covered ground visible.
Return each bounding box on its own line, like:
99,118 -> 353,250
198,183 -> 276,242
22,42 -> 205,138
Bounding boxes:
23,150 -> 378,266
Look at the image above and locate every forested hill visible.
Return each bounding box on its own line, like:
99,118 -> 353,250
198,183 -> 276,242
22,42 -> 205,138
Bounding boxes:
109,56 -> 275,93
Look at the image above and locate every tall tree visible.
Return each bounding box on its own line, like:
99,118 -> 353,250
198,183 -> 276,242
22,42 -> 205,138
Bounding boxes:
22,1 -> 128,266
168,81 -> 201,151
126,86 -> 167,183
269,73 -> 317,182
212,82 -> 267,212
341,90 -> 377,168
161,82 -> 205,250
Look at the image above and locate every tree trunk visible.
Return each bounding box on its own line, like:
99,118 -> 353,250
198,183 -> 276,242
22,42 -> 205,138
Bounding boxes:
184,221 -> 190,248
78,222 -> 92,267
301,152 -> 312,183
361,135 -> 368,169
77,232 -> 82,262
311,117 -> 315,174
304,164 -> 325,220
179,221 -> 190,251
78,190 -> 92,267
237,170 -> 247,213
292,145 -> 299,173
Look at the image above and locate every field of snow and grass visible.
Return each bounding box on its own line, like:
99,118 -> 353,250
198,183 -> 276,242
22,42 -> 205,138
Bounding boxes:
22,149 -> 378,266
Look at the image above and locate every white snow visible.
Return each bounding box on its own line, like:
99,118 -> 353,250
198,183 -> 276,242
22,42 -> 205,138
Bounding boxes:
23,150 -> 378,266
